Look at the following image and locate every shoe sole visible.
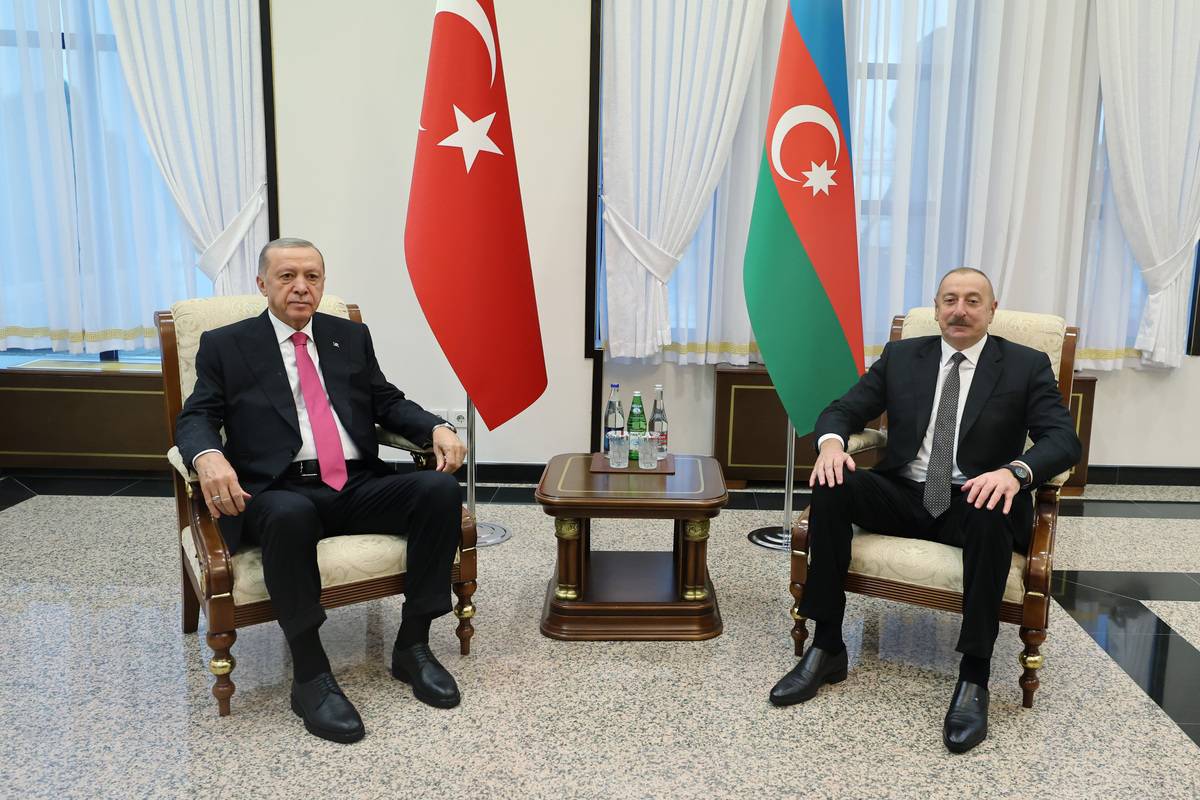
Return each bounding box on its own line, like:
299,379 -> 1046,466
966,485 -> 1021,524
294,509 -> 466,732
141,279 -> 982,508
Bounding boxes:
290,695 -> 365,744
391,663 -> 461,709
768,668 -> 849,707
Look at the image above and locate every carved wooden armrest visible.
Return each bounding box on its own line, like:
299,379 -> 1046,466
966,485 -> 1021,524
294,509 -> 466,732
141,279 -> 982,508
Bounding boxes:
1021,486 -> 1059,628
376,425 -> 438,471
167,447 -> 232,598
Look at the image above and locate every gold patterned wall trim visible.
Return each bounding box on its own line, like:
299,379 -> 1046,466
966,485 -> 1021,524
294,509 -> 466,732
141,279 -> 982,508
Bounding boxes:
1076,347 -> 1139,360
598,339 -> 762,358
7,359 -> 161,373
0,325 -> 158,342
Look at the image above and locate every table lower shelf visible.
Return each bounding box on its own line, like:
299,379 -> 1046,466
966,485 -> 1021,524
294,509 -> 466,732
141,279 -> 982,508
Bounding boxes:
540,550 -> 722,641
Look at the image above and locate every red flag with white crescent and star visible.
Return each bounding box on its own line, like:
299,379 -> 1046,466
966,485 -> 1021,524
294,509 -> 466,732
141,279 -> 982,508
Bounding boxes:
405,0 -> 547,429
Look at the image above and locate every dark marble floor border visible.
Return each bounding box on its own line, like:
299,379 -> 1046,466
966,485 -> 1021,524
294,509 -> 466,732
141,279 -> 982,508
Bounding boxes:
1053,570 -> 1200,747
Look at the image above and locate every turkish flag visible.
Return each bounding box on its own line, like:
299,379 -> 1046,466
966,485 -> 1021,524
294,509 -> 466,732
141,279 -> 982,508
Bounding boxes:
405,0 -> 547,429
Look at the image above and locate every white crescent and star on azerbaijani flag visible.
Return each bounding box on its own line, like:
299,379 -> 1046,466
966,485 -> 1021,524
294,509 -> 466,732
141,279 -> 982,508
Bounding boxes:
770,103 -> 841,197
428,0 -> 502,173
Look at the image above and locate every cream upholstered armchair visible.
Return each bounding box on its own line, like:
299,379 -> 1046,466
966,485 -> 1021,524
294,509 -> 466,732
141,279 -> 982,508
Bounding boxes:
156,295 -> 478,716
789,309 -> 1078,708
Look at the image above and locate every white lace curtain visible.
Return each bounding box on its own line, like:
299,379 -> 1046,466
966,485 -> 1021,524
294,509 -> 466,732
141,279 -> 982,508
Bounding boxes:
0,0 -> 202,353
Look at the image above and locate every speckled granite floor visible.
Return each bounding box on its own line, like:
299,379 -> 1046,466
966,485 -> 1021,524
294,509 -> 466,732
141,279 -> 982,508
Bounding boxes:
0,496 -> 1197,799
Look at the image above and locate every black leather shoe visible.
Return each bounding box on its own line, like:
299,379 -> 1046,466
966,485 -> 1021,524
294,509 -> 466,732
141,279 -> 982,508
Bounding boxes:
769,646 -> 849,706
943,679 -> 989,753
290,672 -> 364,744
391,642 -> 461,708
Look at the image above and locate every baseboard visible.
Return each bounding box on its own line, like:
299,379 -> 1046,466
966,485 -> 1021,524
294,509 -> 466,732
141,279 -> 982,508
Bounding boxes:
1070,466 -> 1200,486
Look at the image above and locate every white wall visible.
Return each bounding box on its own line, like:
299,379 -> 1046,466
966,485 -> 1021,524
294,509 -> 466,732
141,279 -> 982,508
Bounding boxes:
1085,361 -> 1200,467
269,0 -> 1198,471
270,0 -> 594,464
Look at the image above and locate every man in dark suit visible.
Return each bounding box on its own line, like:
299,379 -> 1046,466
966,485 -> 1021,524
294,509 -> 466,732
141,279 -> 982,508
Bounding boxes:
176,238 -> 469,744
767,268 -> 1080,753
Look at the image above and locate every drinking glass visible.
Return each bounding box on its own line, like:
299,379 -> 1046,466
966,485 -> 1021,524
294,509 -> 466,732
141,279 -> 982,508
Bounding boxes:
638,432 -> 660,469
607,431 -> 629,468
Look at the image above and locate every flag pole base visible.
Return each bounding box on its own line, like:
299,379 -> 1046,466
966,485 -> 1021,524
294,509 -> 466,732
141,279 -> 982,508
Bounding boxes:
476,521 -> 512,547
747,525 -> 791,551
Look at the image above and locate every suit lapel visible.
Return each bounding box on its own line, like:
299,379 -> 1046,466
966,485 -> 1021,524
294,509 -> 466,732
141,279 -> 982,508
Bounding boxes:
910,338 -> 941,438
312,314 -> 354,432
238,311 -> 300,436
959,336 -> 1002,444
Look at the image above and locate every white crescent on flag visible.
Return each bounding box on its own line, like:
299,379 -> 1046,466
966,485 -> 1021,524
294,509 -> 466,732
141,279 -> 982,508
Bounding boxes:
770,104 -> 841,183
435,0 -> 497,87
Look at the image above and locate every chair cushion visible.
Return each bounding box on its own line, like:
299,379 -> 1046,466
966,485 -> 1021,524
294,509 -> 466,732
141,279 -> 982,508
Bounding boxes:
849,531 -> 1026,604
170,294 -> 350,405
182,528 -> 408,606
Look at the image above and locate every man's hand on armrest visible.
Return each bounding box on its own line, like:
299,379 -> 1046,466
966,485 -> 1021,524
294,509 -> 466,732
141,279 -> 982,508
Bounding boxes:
811,437 -> 856,488
431,425 -> 468,473
194,452 -> 252,519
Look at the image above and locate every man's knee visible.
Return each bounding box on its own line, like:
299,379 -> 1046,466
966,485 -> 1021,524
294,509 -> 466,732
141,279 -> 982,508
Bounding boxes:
810,470 -> 861,510
413,470 -> 462,513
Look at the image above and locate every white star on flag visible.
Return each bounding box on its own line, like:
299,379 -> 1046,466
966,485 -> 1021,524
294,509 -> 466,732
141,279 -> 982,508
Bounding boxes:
438,105 -> 503,172
801,160 -> 837,196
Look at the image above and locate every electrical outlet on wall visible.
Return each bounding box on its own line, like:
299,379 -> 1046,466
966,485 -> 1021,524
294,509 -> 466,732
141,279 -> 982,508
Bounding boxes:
450,408 -> 469,429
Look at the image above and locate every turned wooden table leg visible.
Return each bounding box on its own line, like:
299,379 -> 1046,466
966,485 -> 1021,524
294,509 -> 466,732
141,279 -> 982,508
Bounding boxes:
681,519 -> 710,601
554,518 -> 583,601
453,579 -> 477,654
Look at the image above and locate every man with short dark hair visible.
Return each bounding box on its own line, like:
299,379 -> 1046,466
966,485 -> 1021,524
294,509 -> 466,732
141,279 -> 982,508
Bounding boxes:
177,237 -> 469,743
768,267 -> 1081,753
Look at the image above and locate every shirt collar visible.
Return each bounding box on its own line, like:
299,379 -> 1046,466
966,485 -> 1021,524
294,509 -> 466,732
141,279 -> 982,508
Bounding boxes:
268,310 -> 314,346
941,333 -> 987,367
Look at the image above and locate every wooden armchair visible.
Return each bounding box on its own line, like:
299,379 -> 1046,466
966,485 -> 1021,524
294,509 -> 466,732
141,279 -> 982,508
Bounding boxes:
156,295 -> 478,716
789,309 -> 1078,708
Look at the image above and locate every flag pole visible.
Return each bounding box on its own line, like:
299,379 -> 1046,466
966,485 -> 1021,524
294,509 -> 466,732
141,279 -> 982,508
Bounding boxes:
747,419 -> 797,551
466,397 -> 512,547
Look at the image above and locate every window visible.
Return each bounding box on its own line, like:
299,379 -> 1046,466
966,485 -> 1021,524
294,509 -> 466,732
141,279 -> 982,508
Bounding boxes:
0,0 -> 208,358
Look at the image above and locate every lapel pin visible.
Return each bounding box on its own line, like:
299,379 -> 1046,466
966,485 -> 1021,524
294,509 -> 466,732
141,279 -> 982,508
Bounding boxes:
333,341 -> 340,348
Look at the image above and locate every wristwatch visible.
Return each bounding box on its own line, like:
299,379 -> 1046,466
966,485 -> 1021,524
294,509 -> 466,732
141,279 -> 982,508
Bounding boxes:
1003,462 -> 1031,487
434,421 -> 457,435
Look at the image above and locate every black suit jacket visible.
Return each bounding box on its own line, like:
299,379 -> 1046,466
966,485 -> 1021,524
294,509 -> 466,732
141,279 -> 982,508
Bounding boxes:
175,310 -> 446,552
815,335 -> 1081,484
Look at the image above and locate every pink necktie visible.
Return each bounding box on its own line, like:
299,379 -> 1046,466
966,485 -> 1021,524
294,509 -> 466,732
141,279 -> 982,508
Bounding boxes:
290,331 -> 348,491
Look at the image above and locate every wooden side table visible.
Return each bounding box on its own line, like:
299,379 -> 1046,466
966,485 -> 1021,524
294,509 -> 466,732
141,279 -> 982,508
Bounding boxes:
534,453 -> 729,640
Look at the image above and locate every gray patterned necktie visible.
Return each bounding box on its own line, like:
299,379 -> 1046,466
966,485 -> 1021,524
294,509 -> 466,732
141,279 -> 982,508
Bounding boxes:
923,352 -> 966,517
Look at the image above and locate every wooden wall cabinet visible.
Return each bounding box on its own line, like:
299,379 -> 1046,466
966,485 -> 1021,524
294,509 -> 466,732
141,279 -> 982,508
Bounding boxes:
0,368 -> 169,472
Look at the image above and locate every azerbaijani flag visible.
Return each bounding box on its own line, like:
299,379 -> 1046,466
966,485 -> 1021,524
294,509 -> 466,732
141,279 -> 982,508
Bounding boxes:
743,0 -> 864,434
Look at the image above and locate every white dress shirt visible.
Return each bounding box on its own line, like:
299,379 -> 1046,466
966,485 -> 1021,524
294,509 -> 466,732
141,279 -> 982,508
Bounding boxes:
900,335 -> 988,484
192,311 -> 362,467
817,333 -> 1033,484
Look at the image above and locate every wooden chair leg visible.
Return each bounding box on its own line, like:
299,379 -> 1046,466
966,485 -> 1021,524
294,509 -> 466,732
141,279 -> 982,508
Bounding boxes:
181,552 -> 199,634
206,629 -> 237,716
453,580 -> 477,655
1019,626 -> 1046,708
790,582 -> 808,656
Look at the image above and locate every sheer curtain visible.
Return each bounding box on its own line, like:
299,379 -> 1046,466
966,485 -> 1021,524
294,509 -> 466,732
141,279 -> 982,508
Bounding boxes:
0,0 -> 203,353
601,0 -> 767,359
108,0 -> 268,295
846,0 -> 1103,358
1096,0 -> 1200,369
